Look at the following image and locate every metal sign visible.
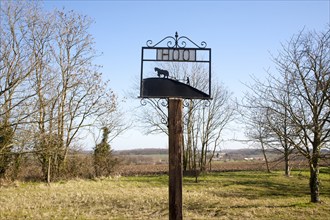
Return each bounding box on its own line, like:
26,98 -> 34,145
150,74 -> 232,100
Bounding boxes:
140,32 -> 211,99
139,33 -> 212,220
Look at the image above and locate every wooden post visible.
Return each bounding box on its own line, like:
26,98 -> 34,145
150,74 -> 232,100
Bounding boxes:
168,98 -> 183,220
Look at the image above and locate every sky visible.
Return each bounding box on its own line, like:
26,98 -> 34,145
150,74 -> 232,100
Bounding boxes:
43,0 -> 330,150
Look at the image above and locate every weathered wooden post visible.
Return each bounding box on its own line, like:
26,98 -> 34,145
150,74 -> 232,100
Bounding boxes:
139,32 -> 211,220
168,98 -> 183,220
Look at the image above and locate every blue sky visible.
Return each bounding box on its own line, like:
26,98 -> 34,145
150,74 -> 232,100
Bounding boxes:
43,0 -> 330,150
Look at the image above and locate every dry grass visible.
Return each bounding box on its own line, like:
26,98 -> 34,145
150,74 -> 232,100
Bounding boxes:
0,168 -> 329,219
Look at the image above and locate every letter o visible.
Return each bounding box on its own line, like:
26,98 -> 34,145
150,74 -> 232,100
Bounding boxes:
183,50 -> 190,61
173,49 -> 179,61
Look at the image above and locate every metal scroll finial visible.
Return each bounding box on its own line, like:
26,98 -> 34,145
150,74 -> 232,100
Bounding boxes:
175,32 -> 179,48
146,32 -> 207,49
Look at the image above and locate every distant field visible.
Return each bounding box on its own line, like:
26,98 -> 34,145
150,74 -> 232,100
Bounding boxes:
1,168 -> 329,219
114,160 -> 310,176
119,154 -> 169,165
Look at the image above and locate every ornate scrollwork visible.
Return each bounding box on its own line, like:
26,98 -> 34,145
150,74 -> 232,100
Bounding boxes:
141,98 -> 211,127
146,35 -> 176,48
146,40 -> 153,47
146,32 -> 207,49
182,99 -> 211,109
183,99 -> 194,108
140,98 -> 148,106
140,98 -> 169,108
160,116 -> 168,125
159,98 -> 169,108
203,99 -> 211,108
140,98 -> 168,125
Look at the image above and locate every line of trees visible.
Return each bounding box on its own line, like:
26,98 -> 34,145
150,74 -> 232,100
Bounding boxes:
243,27 -> 330,203
0,1 -> 123,182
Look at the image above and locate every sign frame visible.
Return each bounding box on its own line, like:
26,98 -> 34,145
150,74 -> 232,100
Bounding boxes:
140,32 -> 212,99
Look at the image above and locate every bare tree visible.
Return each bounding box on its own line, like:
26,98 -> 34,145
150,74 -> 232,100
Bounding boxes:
29,8 -> 119,181
244,27 -> 330,203
241,101 -> 271,173
0,1 -> 34,98
1,1 -> 123,181
264,80 -> 297,177
273,27 -> 330,203
0,1 -> 39,177
243,75 -> 297,175
197,82 -> 235,171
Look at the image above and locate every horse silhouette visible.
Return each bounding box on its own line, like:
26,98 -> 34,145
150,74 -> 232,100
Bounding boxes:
154,67 -> 169,78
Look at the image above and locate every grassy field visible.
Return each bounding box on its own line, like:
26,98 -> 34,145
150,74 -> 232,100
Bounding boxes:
1,168 -> 329,219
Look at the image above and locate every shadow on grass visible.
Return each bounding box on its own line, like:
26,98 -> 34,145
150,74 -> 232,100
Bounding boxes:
120,175 -> 169,186
196,171 -> 313,200
121,169 -> 329,200
223,179 -> 309,199
184,199 -> 317,217
237,179 -> 309,199
320,166 -> 330,175
224,202 -> 314,209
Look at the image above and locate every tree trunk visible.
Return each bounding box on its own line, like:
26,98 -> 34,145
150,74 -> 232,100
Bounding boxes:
183,139 -> 187,172
11,153 -> 22,180
47,156 -> 51,183
309,166 -> 320,203
284,149 -> 290,177
261,142 -> 271,173
309,155 -> 320,203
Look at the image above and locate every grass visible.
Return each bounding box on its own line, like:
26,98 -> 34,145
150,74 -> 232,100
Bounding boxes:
0,168 -> 329,219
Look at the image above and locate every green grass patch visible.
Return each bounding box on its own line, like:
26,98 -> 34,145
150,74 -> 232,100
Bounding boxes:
0,169 -> 329,219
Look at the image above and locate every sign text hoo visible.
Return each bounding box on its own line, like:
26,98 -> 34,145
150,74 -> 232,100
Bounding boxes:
157,49 -> 196,61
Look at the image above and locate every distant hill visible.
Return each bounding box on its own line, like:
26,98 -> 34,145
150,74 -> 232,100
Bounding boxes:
114,148 -> 168,155
113,148 -> 277,158
111,147 -> 329,161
